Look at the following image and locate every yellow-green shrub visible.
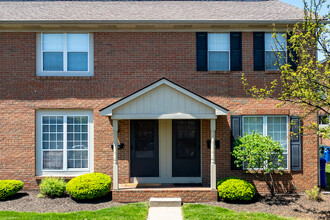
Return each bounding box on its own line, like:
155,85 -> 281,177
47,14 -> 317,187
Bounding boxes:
66,173 -> 111,200
217,177 -> 256,201
0,180 -> 24,200
40,177 -> 66,198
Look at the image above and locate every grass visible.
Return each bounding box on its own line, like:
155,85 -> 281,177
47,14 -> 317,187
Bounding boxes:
326,163 -> 330,190
182,204 -> 292,220
0,203 -> 148,220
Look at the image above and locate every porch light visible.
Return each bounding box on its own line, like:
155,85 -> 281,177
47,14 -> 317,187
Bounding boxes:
207,140 -> 220,149
111,143 -> 124,149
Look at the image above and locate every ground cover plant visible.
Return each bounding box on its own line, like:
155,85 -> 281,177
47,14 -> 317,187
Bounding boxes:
0,203 -> 148,220
182,204 -> 291,220
0,180 -> 24,200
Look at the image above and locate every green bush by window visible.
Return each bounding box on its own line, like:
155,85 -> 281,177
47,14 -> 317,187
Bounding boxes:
66,173 -> 112,200
39,177 -> 67,198
0,180 -> 24,200
217,177 -> 256,201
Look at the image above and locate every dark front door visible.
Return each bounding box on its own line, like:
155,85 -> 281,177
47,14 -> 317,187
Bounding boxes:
172,120 -> 201,177
130,120 -> 159,177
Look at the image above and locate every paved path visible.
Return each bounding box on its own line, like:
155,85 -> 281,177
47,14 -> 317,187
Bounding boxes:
147,207 -> 183,220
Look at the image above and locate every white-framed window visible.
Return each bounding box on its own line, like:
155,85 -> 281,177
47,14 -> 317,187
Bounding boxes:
319,115 -> 330,128
208,33 -> 230,71
36,110 -> 94,176
242,116 -> 289,169
265,33 -> 287,70
36,33 -> 94,76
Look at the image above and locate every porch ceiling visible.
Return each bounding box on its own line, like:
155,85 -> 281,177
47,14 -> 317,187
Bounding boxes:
100,78 -> 228,119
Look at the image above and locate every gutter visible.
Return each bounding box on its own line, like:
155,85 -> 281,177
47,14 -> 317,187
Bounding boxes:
0,19 -> 306,25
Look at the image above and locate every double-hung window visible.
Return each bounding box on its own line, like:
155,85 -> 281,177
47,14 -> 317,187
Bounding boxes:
242,116 -> 289,168
208,33 -> 230,71
265,33 -> 287,70
36,110 -> 94,176
37,33 -> 93,76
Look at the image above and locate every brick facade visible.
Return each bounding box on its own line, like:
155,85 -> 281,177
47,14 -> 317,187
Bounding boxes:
0,32 -> 318,195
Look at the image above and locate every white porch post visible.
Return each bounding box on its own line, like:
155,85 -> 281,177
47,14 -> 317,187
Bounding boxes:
113,119 -> 119,190
210,119 -> 216,190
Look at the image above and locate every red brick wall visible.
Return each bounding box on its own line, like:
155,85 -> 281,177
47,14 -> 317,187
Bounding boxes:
0,32 -> 318,193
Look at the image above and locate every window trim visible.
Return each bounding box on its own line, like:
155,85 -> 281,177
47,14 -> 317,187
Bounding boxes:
207,33 -> 231,71
242,115 -> 289,169
36,110 -> 94,176
264,33 -> 287,71
36,33 -> 94,77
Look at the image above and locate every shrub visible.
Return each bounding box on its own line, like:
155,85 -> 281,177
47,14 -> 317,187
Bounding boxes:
39,177 -> 67,198
0,180 -> 24,200
66,173 -> 111,200
217,177 -> 256,201
305,186 -> 322,201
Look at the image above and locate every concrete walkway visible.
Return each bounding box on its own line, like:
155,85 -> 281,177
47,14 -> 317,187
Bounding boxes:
147,207 -> 183,220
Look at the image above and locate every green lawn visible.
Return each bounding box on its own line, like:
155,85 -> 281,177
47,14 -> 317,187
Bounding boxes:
326,164 -> 330,190
182,204 -> 292,220
0,203 -> 148,220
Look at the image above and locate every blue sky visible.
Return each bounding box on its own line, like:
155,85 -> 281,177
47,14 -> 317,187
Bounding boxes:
281,0 -> 328,60
281,0 -> 328,15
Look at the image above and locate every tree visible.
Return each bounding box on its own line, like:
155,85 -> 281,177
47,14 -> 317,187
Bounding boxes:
232,132 -> 285,196
242,0 -> 330,138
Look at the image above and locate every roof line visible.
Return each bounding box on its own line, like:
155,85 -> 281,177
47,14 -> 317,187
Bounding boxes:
0,19 -> 305,24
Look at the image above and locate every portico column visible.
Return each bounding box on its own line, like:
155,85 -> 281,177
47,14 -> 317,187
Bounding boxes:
113,119 -> 119,190
210,119 -> 216,190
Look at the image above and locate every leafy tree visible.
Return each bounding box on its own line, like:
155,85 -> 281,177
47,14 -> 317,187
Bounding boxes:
242,0 -> 330,138
232,132 -> 284,196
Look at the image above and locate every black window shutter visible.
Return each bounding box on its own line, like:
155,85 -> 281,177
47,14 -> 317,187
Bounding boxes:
230,32 -> 242,71
290,116 -> 302,171
231,115 -> 242,170
196,32 -> 208,71
253,32 -> 265,71
287,32 -> 298,71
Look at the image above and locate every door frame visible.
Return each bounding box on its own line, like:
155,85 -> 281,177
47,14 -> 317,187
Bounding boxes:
129,119 -> 203,184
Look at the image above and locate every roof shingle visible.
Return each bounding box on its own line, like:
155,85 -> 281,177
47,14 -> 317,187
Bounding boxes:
0,0 -> 304,23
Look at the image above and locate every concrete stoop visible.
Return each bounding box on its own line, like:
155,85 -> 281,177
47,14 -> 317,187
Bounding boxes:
149,197 -> 182,207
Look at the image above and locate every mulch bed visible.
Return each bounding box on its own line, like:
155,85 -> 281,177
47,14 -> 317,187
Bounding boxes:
202,193 -> 330,220
0,191 -> 122,213
1,190 -> 329,219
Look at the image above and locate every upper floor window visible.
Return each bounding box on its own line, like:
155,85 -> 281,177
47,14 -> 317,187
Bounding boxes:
265,33 -> 287,70
37,33 -> 93,76
208,33 -> 230,71
196,32 -> 242,71
254,32 -> 288,71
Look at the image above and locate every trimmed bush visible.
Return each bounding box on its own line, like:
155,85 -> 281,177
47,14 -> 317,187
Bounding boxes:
0,180 -> 24,200
66,173 -> 111,200
217,177 -> 256,201
40,177 -> 66,198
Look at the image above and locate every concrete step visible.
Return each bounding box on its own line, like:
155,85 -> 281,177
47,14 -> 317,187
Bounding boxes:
149,197 -> 182,207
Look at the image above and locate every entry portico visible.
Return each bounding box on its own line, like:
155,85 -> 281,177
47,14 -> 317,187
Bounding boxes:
100,78 -> 228,190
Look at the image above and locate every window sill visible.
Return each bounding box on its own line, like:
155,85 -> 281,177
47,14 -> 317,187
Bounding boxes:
36,75 -> 94,80
265,70 -> 281,74
35,176 -> 77,180
207,70 -> 238,74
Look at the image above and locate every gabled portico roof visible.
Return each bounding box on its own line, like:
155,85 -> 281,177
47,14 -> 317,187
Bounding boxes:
100,78 -> 228,119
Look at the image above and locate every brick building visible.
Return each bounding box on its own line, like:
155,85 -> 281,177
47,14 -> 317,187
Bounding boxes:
0,0 -> 319,202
